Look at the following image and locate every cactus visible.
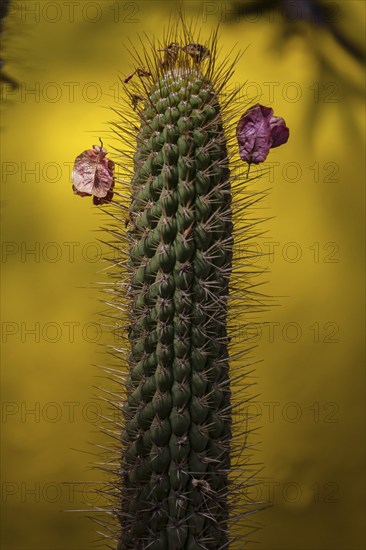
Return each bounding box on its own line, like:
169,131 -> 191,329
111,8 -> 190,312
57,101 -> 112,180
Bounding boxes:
118,42 -> 234,550
103,27 -> 257,549
76,20 -> 287,550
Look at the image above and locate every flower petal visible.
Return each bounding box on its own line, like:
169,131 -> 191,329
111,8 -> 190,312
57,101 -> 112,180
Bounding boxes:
270,116 -> 290,148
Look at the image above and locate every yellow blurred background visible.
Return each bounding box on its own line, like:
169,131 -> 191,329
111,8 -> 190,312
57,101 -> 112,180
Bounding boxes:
1,1 -> 365,549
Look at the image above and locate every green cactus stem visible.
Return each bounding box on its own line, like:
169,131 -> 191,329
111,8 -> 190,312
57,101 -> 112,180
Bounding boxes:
101,24 -> 264,550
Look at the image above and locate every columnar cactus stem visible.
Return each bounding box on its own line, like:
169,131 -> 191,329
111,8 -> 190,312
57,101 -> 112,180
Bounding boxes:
120,64 -> 234,550
97,24 -> 273,550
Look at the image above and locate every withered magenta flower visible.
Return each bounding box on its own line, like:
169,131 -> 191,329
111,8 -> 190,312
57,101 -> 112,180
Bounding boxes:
236,103 -> 289,164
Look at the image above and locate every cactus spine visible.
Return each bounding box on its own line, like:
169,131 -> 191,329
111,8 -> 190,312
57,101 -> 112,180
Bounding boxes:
103,25 -> 261,550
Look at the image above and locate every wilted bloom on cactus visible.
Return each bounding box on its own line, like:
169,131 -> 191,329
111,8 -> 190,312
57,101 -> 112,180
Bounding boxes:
72,143 -> 114,205
236,103 -> 289,164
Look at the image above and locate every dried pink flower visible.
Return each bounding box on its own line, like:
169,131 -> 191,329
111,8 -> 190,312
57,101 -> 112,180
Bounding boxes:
236,104 -> 289,165
72,143 -> 114,205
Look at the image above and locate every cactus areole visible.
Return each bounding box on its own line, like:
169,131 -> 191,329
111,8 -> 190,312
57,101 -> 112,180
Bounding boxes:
72,25 -> 289,550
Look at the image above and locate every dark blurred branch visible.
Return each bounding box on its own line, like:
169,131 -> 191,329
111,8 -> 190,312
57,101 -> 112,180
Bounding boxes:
231,0 -> 365,63
0,0 -> 19,88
